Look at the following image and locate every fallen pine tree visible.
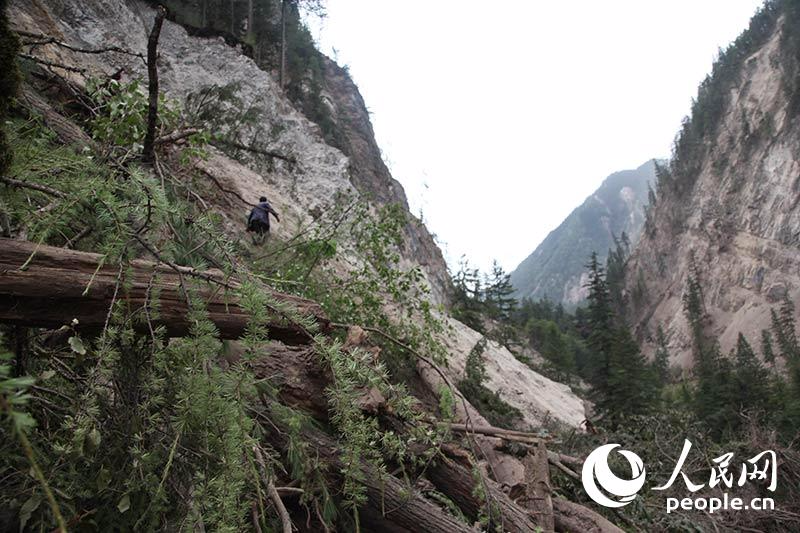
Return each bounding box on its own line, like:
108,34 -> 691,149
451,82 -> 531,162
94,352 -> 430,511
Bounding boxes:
0,237 -> 328,344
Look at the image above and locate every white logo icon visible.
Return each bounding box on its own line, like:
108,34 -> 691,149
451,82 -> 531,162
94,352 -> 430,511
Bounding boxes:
582,444 -> 646,508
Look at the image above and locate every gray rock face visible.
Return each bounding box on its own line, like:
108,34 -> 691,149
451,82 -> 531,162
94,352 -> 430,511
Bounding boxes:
511,160 -> 655,307
625,18 -> 800,368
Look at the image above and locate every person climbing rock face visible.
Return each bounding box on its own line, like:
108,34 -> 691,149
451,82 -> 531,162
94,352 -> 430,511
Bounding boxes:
247,196 -> 280,244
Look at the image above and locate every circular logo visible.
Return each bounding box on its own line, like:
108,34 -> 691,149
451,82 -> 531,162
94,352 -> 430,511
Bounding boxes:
582,444 -> 646,508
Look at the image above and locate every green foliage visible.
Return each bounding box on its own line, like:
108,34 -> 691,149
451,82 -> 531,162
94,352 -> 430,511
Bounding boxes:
733,333 -> 772,415
553,407 -> 800,533
250,197 -> 447,381
769,296 -> 800,430
761,328 -> 776,365
1,292 -> 264,531
584,252 -> 654,426
464,337 -> 488,385
652,325 -> 670,383
512,297 -> 589,382
0,0 -> 20,176
315,336 -> 431,516
660,0 -> 800,214
682,254 -> 711,376
0,349 -> 35,434
3,117 -> 156,251
87,77 -> 208,160
605,232 -> 630,317
162,0 -> 338,143
484,260 -> 517,322
450,258 -> 520,346
451,256 -> 485,332
679,258 -> 794,440
0,103 -> 270,531
522,317 -> 579,380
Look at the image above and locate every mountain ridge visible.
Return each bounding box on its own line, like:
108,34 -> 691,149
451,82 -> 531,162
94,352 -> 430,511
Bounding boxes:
510,159 -> 656,307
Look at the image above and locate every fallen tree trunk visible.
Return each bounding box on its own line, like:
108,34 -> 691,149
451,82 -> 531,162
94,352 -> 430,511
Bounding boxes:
552,498 -> 624,533
261,407 -> 475,533
416,357 -> 526,488
244,335 -> 616,532
446,423 -> 545,444
0,238 -> 328,343
19,84 -> 96,150
250,343 -> 545,531
249,343 -> 330,419
521,442 -> 554,532
0,238 -> 615,531
426,453 -> 544,533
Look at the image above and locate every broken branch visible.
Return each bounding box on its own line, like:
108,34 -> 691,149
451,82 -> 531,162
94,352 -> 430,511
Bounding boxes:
142,6 -> 166,163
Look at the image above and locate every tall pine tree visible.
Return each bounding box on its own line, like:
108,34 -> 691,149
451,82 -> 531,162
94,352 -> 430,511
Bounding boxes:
653,325 -> 671,383
761,329 -> 776,366
585,252 -> 614,393
584,252 -> 652,426
484,260 -> 517,321
733,333 -> 771,416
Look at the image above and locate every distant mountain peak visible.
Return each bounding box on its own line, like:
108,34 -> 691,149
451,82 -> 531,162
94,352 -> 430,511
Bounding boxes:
510,160 -> 656,307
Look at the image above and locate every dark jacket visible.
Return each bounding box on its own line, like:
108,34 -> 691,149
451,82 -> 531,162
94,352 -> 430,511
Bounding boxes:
248,201 -> 279,230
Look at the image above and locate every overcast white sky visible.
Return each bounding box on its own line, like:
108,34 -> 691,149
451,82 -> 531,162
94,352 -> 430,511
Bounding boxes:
306,1 -> 764,273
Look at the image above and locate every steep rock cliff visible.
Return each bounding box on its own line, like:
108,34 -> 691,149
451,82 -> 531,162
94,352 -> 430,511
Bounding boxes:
625,3 -> 800,367
9,0 -> 583,427
162,0 -> 453,305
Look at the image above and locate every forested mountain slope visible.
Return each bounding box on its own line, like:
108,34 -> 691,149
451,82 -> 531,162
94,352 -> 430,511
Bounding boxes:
511,160 -> 655,307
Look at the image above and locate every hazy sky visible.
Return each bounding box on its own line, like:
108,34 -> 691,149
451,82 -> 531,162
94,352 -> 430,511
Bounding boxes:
306,1 -> 764,273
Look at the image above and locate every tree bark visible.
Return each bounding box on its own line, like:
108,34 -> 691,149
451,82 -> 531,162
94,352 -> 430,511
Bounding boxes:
251,343 -> 546,532
521,442 -> 554,532
280,0 -> 286,88
249,342 -> 330,418
415,358 -> 526,488
261,411 -> 475,533
19,85 -> 96,150
142,6 -> 166,163
426,454 -> 544,533
0,238 -> 328,343
552,498 -> 624,533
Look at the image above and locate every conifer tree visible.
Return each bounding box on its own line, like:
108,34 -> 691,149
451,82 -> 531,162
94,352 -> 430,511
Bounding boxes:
585,252 -> 614,392
702,348 -> 738,438
451,256 -> 484,332
603,326 -> 654,425
777,295 -> 799,361
0,0 -> 20,176
484,260 -> 517,321
682,255 -> 713,381
605,234 -> 629,318
771,297 -> 800,395
584,252 -> 652,425
733,333 -> 771,415
761,329 -> 776,366
653,325 -> 671,383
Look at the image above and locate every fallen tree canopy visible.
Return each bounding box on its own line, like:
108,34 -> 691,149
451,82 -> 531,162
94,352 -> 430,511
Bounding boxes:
0,237 -> 622,532
0,237 -> 328,343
